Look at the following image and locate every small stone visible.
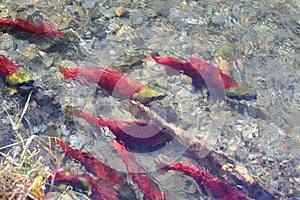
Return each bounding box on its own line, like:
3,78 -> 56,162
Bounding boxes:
219,58 -> 230,75
241,16 -> 251,27
22,44 -> 38,60
100,7 -> 115,19
156,154 -> 169,164
59,17 -> 72,30
267,157 -> 275,162
251,159 -> 259,164
236,148 -> 248,160
281,159 -> 289,164
47,122 -> 58,137
258,138 -> 265,147
116,25 -> 132,37
248,154 -> 257,161
181,1 -> 188,10
33,92 -> 50,106
16,4 -> 31,12
216,41 -> 236,61
0,34 -> 14,51
39,52 -> 53,68
115,7 -> 127,17
74,6 -> 84,17
2,87 -> 18,96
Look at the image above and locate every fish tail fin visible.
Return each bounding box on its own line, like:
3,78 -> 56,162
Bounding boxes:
0,17 -> 14,26
148,55 -> 158,62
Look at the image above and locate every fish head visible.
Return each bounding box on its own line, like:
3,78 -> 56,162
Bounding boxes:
225,83 -> 257,100
132,87 -> 166,104
6,69 -> 32,85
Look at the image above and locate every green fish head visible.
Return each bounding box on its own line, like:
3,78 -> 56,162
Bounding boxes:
226,83 -> 257,100
6,69 -> 32,85
132,87 -> 166,104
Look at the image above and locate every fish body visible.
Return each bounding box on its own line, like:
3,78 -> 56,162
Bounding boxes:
151,55 -> 238,90
151,55 -> 258,100
150,55 -> 205,86
57,137 -> 136,199
52,169 -> 119,200
0,54 -> 23,76
100,117 -> 170,151
189,56 -> 238,90
164,162 -> 251,200
113,140 -> 169,200
61,67 -> 144,99
0,17 -> 64,38
73,110 -> 172,151
62,111 -> 169,199
57,137 -> 127,187
61,67 -> 165,103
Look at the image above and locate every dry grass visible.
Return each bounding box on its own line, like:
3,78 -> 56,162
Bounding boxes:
0,91 -> 83,199
0,135 -> 89,200
0,135 -> 54,199
0,91 -> 53,199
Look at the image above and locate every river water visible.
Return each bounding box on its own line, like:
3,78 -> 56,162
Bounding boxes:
0,0 -> 299,199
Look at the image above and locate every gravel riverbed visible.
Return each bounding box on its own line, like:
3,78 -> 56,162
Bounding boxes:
0,0 -> 299,199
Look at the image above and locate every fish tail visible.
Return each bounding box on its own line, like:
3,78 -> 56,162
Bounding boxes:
0,17 -> 14,27
60,68 -> 81,79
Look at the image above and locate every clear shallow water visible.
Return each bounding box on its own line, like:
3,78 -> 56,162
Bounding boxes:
0,0 -> 299,199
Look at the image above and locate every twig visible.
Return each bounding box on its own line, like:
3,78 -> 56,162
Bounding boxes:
16,90 -> 33,130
